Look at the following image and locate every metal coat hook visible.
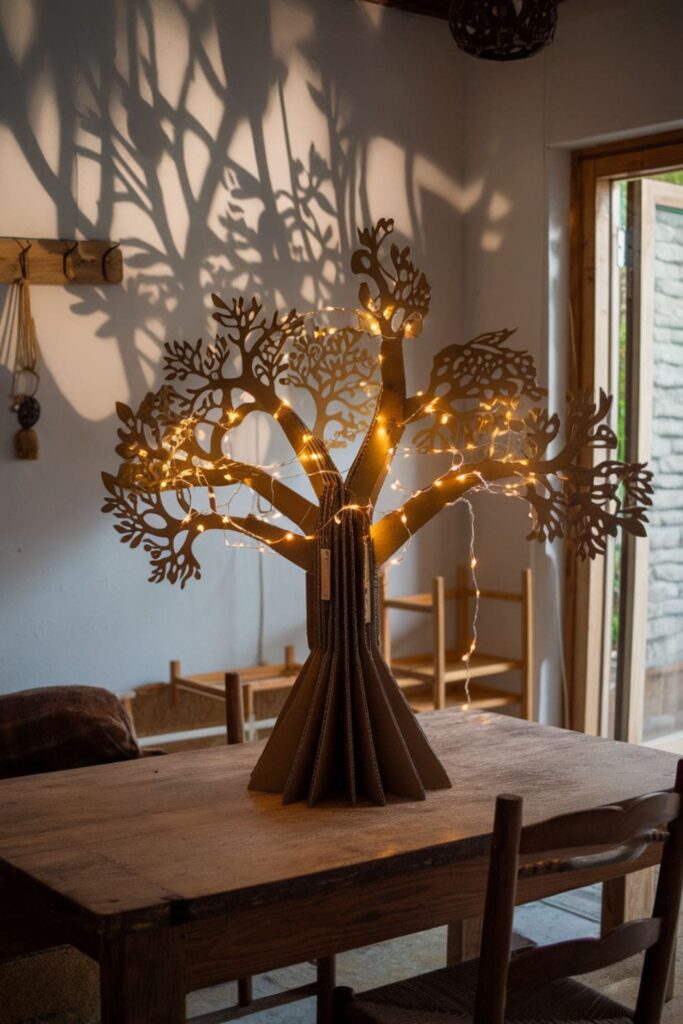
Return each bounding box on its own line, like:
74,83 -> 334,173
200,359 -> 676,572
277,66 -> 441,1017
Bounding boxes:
62,240 -> 79,281
15,239 -> 31,281
0,238 -> 122,284
102,242 -> 120,283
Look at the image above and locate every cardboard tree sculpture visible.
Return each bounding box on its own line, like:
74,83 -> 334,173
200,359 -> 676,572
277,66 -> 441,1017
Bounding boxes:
102,219 -> 653,806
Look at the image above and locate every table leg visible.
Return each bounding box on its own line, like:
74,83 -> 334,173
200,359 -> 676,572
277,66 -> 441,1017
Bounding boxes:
602,869 -> 655,934
602,868 -> 676,1000
667,948 -> 676,1003
446,916 -> 483,964
237,976 -> 253,1006
316,955 -> 336,1024
100,927 -> 185,1024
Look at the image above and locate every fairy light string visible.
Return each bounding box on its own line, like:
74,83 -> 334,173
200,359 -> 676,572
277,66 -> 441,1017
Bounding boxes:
103,216 -> 652,606
461,498 -> 479,708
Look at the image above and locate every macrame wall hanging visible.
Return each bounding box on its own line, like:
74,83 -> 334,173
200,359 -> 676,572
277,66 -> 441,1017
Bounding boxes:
102,218 -> 653,808
1,237 -> 123,459
9,270 -> 41,460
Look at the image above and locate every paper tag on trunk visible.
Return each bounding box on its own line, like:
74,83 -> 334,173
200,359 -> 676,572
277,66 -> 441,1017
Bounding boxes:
363,541 -> 372,624
320,548 -> 331,601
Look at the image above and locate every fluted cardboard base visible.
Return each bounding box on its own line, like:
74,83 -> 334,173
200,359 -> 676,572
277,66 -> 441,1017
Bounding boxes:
249,485 -> 451,806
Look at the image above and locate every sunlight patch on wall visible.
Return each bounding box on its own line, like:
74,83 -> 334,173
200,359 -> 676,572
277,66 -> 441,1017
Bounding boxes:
413,154 -> 481,217
127,0 -> 189,112
156,151 -> 191,258
179,27 -> 226,146
0,126 -> 59,236
271,0 -> 314,59
357,2 -> 386,29
481,229 -> 505,252
195,7 -> 228,95
215,114 -> 264,243
135,323 -> 165,390
366,137 -> 413,237
2,0 -> 36,64
367,142 -> 478,243
27,61 -> 61,184
182,121 -> 213,204
488,190 -> 512,222
34,289 -> 131,420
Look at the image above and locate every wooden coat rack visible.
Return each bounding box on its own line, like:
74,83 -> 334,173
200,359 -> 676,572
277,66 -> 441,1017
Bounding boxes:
5,237 -> 122,459
0,238 -> 123,285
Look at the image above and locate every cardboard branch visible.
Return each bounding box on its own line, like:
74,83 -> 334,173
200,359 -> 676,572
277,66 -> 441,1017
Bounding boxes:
181,463 -> 318,535
345,335 -> 407,507
200,512 -> 314,570
371,459 -> 531,565
261,397 -> 341,500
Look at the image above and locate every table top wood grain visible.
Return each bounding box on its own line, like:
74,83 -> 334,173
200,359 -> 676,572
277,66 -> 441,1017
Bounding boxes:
0,711 -> 678,929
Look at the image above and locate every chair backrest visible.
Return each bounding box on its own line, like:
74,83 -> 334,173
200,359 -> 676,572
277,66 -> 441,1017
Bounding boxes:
474,760 -> 683,1024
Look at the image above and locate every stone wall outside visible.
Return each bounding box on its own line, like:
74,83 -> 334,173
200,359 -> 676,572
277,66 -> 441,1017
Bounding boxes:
644,203 -> 683,740
647,204 -> 683,674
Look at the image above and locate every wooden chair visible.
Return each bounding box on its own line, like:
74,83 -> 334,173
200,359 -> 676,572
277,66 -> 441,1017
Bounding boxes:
380,565 -> 533,719
188,672 -> 335,1024
336,760 -> 683,1024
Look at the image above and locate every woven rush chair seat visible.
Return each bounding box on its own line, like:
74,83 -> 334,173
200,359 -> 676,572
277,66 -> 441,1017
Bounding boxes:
339,959 -> 633,1023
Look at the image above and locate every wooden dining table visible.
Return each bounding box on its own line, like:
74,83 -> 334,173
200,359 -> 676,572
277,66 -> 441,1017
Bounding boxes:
0,710 -> 679,1024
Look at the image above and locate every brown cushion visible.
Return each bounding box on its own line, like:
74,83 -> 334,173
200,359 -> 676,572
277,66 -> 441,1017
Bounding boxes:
0,686 -> 142,779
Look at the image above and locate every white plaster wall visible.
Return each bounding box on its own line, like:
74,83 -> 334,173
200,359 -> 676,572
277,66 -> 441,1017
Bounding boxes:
0,0 -> 466,694
3,0 -> 683,717
460,0 -> 683,724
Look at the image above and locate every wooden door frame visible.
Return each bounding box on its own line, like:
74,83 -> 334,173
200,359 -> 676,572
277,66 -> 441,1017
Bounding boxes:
568,129 -> 683,735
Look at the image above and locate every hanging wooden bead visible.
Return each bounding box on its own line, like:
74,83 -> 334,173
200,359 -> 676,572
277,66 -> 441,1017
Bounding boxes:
13,394 -> 40,459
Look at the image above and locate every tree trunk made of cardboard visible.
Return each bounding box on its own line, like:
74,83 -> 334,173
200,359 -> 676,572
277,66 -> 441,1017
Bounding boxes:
248,482 -> 452,806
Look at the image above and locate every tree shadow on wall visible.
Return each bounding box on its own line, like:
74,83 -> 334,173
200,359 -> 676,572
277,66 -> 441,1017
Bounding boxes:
0,0 -> 466,411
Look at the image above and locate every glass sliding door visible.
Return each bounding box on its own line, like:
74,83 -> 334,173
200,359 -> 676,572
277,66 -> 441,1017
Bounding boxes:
606,175 -> 683,749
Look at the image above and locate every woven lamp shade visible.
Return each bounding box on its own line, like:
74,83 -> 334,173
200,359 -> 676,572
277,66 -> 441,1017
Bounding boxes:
449,0 -> 558,61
